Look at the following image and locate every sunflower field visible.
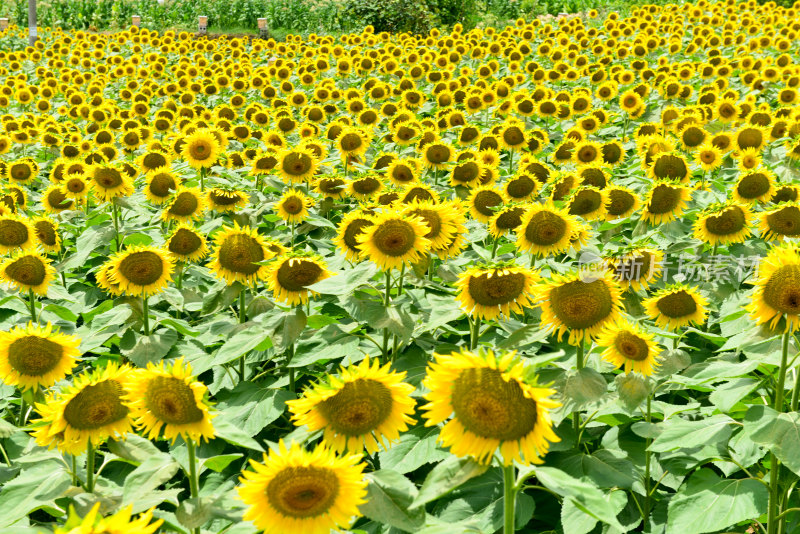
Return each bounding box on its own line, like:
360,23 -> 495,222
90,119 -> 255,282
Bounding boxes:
2,0 -> 800,533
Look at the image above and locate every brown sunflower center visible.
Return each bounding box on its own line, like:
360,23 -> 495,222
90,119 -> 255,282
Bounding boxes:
614,331 -> 650,361
737,173 -> 770,199
317,377 -> 393,436
188,140 -> 213,161
94,168 -> 123,189
0,219 -> 30,248
342,219 -> 372,252
506,176 -> 535,199
773,187 -> 798,204
495,207 -> 525,231
549,278 -> 614,329
319,178 -> 346,196
339,133 -> 363,152
473,190 -> 503,217
47,189 -> 73,210
267,466 -> 340,518
451,367 -> 537,440
5,255 -> 46,286
652,155 -> 688,181
117,251 -> 165,286
66,178 -> 86,193
410,209 -> 442,239
766,206 -> 800,236
8,336 -> 63,376
142,153 -> 168,169
63,379 -> 129,430
390,164 -> 414,183
524,210 -> 568,246
425,144 -> 451,165
282,152 -> 312,176
371,220 -> 417,257
10,163 -> 32,181
276,260 -> 323,291
169,192 -> 200,217
647,185 -> 682,215
149,173 -> 176,197
219,234 -> 266,274
763,265 -> 800,314
452,162 -> 480,184
704,207 -> 745,235
577,146 -> 598,163
34,220 -> 57,246
353,177 -> 380,194
607,189 -> 636,217
144,375 -> 204,425
281,197 -> 304,215
569,189 -> 603,216
169,229 -> 202,256
468,272 -> 525,306
655,290 -> 697,318
614,253 -> 652,282
210,190 -> 243,206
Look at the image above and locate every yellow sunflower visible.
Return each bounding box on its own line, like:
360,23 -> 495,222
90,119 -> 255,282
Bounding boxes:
287,356 -> 416,453
208,223 -> 274,286
207,188 -> 248,213
641,182 -> 692,225
605,186 -> 641,220
42,185 -> 75,213
53,503 -> 162,534
402,199 -> 462,249
125,357 -> 215,444
0,214 -> 35,253
732,168 -> 776,204
0,250 -> 56,295
165,223 -> 209,263
181,128 -> 221,169
275,189 -> 314,224
238,440 -> 368,534
515,202 -> 579,258
643,285 -> 709,331
0,322 -> 80,391
31,363 -> 133,455
454,263 -> 538,320
468,185 -> 505,223
162,187 -> 207,223
267,254 -> 333,306
334,210 -> 374,262
357,210 -> 431,270
144,167 -> 179,205
32,216 -> 62,254
607,248 -> 664,291
421,348 -> 560,465
277,147 -> 319,183
536,270 -> 624,345
760,202 -> 800,241
89,165 -> 134,202
693,202 -> 753,245
596,321 -> 662,376
61,173 -> 91,202
747,244 -> 800,332
105,246 -> 174,297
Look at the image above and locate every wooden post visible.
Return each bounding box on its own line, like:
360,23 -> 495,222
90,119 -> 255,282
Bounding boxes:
131,15 -> 141,27
198,15 -> 207,36
0,18 -> 8,31
257,17 -> 268,38
28,0 -> 36,46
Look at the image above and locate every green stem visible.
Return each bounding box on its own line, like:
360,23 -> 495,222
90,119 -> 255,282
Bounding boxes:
397,263 -> 406,297
643,393 -> 653,528
287,344 -> 296,393
490,234 -> 500,259
768,332 -> 791,534
469,315 -> 480,350
176,263 -> 184,290
0,441 -> 10,466
239,287 -> 247,324
71,455 -> 77,486
291,222 -> 295,248
381,270 -> 392,362
86,442 -> 95,493
111,200 -> 120,251
186,438 -> 201,534
503,464 -> 517,534
28,288 -> 36,323
142,295 -> 150,336
17,396 -> 26,427
573,342 -> 585,441
508,149 -> 514,174
711,242 -> 718,258
199,167 -> 206,192
791,366 -> 800,412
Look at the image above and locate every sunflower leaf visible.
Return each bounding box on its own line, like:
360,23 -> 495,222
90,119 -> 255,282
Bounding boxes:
411,456 -> 489,509
360,469 -> 426,532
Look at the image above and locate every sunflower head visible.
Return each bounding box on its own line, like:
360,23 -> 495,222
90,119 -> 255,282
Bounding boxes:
275,189 -> 314,224
209,223 -> 274,286
642,181 -> 691,225
694,202 -> 752,245
643,284 -> 709,331
748,244 -> 800,332
105,246 -> 174,297
0,250 -> 55,295
278,148 -> 318,183
144,168 -> 179,205
166,224 -> 209,263
608,247 -> 663,291
515,202 -> 578,258
90,165 -> 134,202
207,188 -> 248,213
605,186 -> 640,220
32,217 -> 61,254
334,210 -> 374,262
760,203 -> 800,241
162,187 -> 206,223
181,128 -> 221,169
597,321 -> 662,376
357,210 -> 431,271
0,214 -> 35,254
0,322 -> 80,391
733,168 -> 775,204
268,253 -> 332,306
455,262 -> 538,320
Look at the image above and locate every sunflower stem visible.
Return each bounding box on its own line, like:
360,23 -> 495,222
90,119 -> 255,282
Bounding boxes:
186,438 -> 201,534
291,223 -> 295,248
791,364 -> 800,412
490,235 -> 500,259
199,167 -> 206,192
17,396 -> 26,427
0,441 -> 10,466
86,442 -> 95,493
469,315 -> 480,350
572,342 -> 585,443
70,455 -> 77,486
508,149 -> 514,174
28,288 -> 37,323
142,295 -> 150,336
111,200 -> 120,252
643,392 -> 653,529
502,464 -> 517,534
381,270 -> 393,363
711,242 -> 718,258
768,332 -> 791,534
397,263 -> 406,297
287,343 -> 296,393
239,287 -> 247,324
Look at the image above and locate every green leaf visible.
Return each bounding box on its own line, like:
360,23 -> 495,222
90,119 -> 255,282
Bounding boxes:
497,324 -> 550,351
307,261 -> 377,295
359,469 -> 426,532
709,378 -> 759,413
649,414 -> 735,453
212,418 -> 264,451
563,367 -> 607,407
213,327 -> 272,366
122,454 -> 180,513
411,456 -> 489,509
378,425 -> 449,475
561,490 -> 627,534
272,308 -> 306,353
176,497 -> 215,530
215,382 -> 295,437
107,434 -> 164,463
120,328 -> 178,367
202,454 -> 243,473
743,405 -> 800,476
616,373 -> 649,410
666,468 -> 767,534
0,460 -> 71,528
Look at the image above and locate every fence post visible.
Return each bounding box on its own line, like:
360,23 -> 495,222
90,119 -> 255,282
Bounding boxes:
198,15 -> 207,36
257,17 -> 268,38
28,0 -> 36,45
132,15 -> 141,27
0,18 -> 8,31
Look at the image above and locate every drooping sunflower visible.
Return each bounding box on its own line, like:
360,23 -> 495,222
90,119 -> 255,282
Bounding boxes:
0,250 -> 56,295
275,189 -> 314,224
125,357 -> 215,444
747,244 -> 800,332
181,128 -> 221,169
162,187 -> 206,223
287,356 -> 416,453
515,202 -> 579,258
267,253 -> 333,306
648,152 -> 690,183
277,148 -> 318,183
421,348 -> 560,465
607,247 -> 664,291
693,202 -> 753,245
0,322 -> 80,391
31,363 -> 133,455
0,214 -> 35,253
144,167 -> 179,205
165,223 -> 209,263
468,185 -> 505,223
349,174 -> 383,201
567,186 -> 607,221
53,503 -> 162,534
32,216 -> 61,254
489,204 -> 527,237
641,182 -> 692,225
455,263 -> 538,320
208,223 -> 274,286
605,185 -> 641,220
105,246 -> 174,297
536,270 -> 624,345
336,126 -> 370,158
596,321 -> 662,376
89,165 -> 134,202
207,188 -> 248,213
357,210 -> 431,270
238,440 -> 368,534
760,202 -> 800,241
403,199 -> 462,249
643,285 -> 709,331
732,168 -> 776,204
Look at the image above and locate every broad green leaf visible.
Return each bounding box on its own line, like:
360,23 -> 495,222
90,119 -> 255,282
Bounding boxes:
561,490 -> 627,534
107,434 -> 165,463
709,378 -> 759,413
202,454 -> 243,472
379,426 -> 449,475
411,456 -> 489,509
212,418 -> 264,451
563,367 -> 607,406
666,468 -> 767,534
272,308 -> 306,352
215,382 -> 294,437
122,454 -> 180,513
359,469 -> 426,532
212,327 -> 272,366
176,497 -> 215,530
120,328 -> 178,367
307,261 -> 376,295
0,460 -> 71,528
649,414 -> 734,453
616,373 -> 649,411
743,405 -> 800,476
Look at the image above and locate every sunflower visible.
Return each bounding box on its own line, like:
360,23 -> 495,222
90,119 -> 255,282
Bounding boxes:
455,263 -> 538,320
0,214 -> 35,253
105,246 -> 174,297
267,253 -> 332,306
95,263 -> 123,297
42,185 -> 75,213
275,189 -> 314,224
208,188 -> 248,213
0,250 -> 55,295
694,202 -> 753,245
53,503 -> 162,534
336,127 -> 370,158
489,205 -> 527,237
357,210 -> 431,270
608,248 -> 664,291
137,149 -> 172,174
596,321 -> 662,376
403,199 -> 462,249
422,142 -> 454,170
287,357 -> 415,453
144,168 -> 179,205
349,175 -> 383,201
504,173 -> 538,202
567,186 -> 607,221
125,357 -> 215,443
166,223 -> 209,263
643,285 -> 709,331
32,216 -> 61,254
421,348 -> 560,465
208,223 -> 274,286
747,244 -> 800,332
31,363 -> 133,455
605,186 -> 641,220
277,148 -> 318,183
334,211 -> 374,262
736,147 -> 762,172
648,152 -> 690,183
237,440 -> 368,534
695,142 -> 724,172
536,270 -> 624,345
515,202 -> 579,258
0,322 -> 80,391
468,185 -> 505,223
641,182 -> 692,225
386,159 -> 419,187
90,165 -> 134,202
181,128 -> 221,169
6,158 -> 38,185
61,173 -> 91,201
732,168 -> 776,204
760,203 -> 800,241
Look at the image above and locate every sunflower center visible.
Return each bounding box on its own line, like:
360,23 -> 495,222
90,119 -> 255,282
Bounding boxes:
189,140 -> 212,161
95,168 -> 123,189
67,178 -> 86,193
149,173 -> 176,197
767,206 -> 800,236
117,251 -> 165,286
410,209 -> 442,239
763,265 -> 800,314
607,189 -> 635,216
142,153 -> 168,169
495,207 -> 525,230
210,191 -> 242,206
10,163 -> 32,181
219,234 -> 266,274
169,192 -> 199,217
653,155 -> 688,180
506,176 -> 535,199
5,255 -> 46,286
282,152 -> 312,176
453,162 -> 480,184
144,376 -> 204,425
267,466 -> 340,518
372,220 -> 416,257
524,210 -> 567,246
340,133 -> 363,152
169,229 -> 202,256
8,336 -> 63,376
655,290 -> 697,318
614,331 -> 650,361
342,219 -> 372,252
0,219 -> 30,247
704,207 -> 745,235
451,367 -> 537,441
353,177 -> 380,194
549,279 -> 614,329
569,190 -> 603,216
737,173 -> 769,199
468,272 -> 525,306
317,377 -> 393,436
577,146 -> 597,163
473,190 -> 503,217
425,144 -> 450,164
614,253 -> 652,282
647,185 -> 681,214
63,379 -> 129,430
34,221 -> 57,246
276,260 -> 323,291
